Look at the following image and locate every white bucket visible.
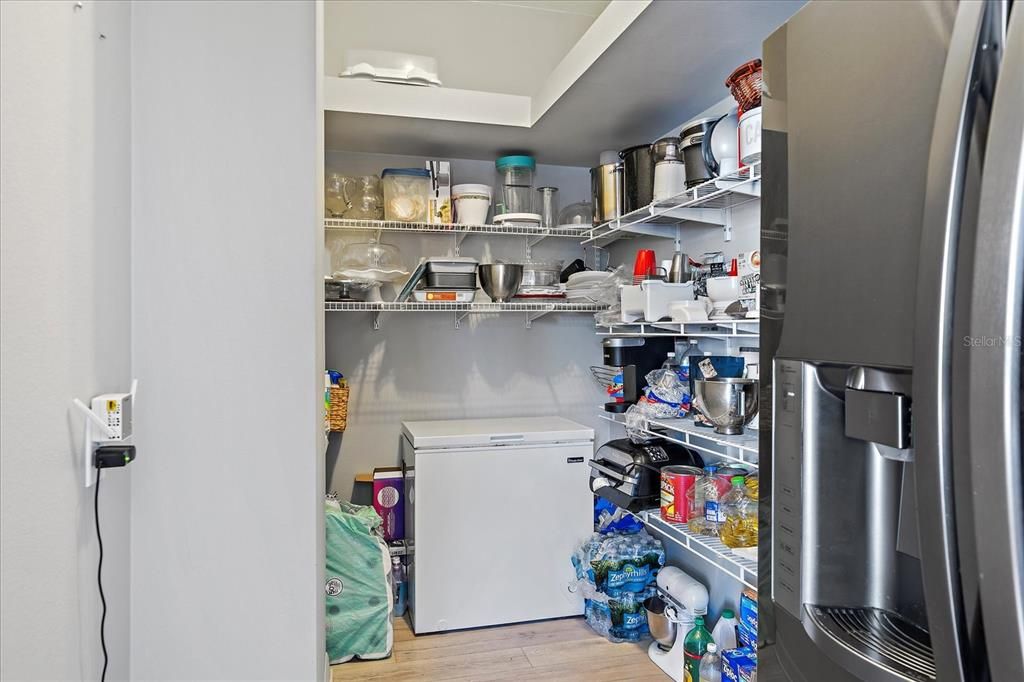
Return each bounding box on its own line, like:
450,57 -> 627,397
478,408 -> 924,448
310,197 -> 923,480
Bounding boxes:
452,184 -> 492,225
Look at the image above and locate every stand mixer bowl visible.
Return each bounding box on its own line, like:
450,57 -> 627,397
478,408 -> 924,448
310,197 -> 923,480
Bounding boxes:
643,595 -> 677,650
693,377 -> 759,435
478,263 -> 523,303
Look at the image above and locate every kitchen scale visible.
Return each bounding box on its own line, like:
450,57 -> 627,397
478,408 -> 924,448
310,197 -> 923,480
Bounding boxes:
646,565 -> 709,682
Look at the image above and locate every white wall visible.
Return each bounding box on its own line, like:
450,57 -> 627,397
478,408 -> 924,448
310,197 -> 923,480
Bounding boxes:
1,1 -> 132,680
130,2 -> 324,679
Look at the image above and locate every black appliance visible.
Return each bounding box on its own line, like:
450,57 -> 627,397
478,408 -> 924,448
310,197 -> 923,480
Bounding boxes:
602,337 -> 675,412
589,437 -> 704,513
620,144 -> 655,213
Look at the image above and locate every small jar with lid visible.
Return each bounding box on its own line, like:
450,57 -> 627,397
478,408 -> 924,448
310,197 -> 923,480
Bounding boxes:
382,168 -> 431,222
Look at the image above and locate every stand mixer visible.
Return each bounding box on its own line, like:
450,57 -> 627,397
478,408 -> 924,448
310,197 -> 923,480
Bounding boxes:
643,566 -> 709,681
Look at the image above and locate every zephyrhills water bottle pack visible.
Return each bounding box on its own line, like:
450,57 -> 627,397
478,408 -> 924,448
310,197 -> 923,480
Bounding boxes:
571,530 -> 665,642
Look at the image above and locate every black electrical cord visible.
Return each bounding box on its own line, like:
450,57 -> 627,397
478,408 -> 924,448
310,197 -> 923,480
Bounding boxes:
94,468 -> 108,682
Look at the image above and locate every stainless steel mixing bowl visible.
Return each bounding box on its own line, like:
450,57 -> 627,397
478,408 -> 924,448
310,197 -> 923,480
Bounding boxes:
478,263 -> 523,303
643,595 -> 677,650
693,377 -> 759,435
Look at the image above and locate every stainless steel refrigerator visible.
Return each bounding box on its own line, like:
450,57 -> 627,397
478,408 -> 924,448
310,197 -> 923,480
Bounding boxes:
759,1 -> 1023,680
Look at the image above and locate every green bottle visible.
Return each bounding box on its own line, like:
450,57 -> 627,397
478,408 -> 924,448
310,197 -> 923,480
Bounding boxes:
684,615 -> 715,682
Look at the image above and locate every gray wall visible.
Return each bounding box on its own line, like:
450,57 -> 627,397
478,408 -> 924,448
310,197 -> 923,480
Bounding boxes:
130,2 -> 324,679
1,2 -> 132,679
324,151 -> 609,497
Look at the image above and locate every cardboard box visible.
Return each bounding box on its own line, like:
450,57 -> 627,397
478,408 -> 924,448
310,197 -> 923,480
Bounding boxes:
740,587 -> 758,632
372,467 -> 404,541
737,622 -> 756,649
722,647 -> 757,682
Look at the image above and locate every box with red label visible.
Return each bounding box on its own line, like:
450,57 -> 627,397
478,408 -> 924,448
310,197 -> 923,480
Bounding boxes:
372,467 -> 404,541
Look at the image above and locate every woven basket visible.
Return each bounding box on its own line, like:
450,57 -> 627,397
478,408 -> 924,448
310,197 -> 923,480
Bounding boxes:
328,385 -> 349,432
725,59 -> 763,111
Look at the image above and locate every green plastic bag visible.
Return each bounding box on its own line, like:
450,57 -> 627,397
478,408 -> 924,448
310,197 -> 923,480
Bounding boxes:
325,500 -> 393,663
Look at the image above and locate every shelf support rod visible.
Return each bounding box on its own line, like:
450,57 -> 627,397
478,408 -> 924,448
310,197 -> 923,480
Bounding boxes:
525,307 -> 555,329
722,207 -> 733,242
373,311 -> 384,331
454,310 -> 471,330
454,232 -> 468,256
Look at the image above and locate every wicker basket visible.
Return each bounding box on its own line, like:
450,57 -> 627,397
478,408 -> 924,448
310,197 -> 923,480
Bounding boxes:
725,58 -> 763,111
328,385 -> 349,432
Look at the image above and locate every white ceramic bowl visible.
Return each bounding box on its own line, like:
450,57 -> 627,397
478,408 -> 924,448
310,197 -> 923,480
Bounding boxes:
706,276 -> 741,305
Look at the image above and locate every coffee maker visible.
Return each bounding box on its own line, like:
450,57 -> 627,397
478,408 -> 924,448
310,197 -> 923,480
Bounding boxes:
600,337 -> 675,412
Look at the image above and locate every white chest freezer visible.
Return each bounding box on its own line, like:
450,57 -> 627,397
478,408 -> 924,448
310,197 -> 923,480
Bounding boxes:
401,416 -> 595,634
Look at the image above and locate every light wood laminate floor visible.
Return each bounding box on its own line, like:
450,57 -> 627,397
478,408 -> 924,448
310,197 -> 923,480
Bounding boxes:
331,615 -> 667,681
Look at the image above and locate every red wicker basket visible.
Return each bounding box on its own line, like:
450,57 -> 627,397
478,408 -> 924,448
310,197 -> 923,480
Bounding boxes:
725,59 -> 763,111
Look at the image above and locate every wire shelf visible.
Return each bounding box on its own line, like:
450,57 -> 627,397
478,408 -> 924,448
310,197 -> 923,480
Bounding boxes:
595,319 -> 760,338
644,511 -> 758,590
583,162 -> 761,246
325,218 -> 591,239
325,300 -> 608,313
600,411 -> 758,468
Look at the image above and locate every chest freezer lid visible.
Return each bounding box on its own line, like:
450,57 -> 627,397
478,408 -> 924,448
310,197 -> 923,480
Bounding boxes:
401,416 -> 594,449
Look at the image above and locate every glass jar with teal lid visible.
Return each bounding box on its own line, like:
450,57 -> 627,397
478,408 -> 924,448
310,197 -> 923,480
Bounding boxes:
494,155 -> 536,216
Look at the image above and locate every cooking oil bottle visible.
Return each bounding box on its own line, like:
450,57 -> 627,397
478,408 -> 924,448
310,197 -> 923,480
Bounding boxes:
720,475 -> 758,548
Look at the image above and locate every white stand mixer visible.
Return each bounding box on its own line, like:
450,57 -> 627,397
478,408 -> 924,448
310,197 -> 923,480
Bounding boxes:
645,566 -> 709,682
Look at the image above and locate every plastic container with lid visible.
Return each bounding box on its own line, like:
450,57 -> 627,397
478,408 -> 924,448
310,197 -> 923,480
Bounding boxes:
494,155 -> 536,216
382,168 -> 431,222
558,201 -> 593,226
333,239 -> 408,283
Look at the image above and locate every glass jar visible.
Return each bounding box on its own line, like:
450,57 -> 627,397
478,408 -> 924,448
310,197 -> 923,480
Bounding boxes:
344,175 -> 384,220
537,186 -> 559,228
325,172 -> 348,218
494,155 -> 536,216
382,168 -> 431,222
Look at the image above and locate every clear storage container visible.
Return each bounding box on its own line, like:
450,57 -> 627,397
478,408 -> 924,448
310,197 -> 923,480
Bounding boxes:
494,155 -> 536,216
382,168 -> 431,222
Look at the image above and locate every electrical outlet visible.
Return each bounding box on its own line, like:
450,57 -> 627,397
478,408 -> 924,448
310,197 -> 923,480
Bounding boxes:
91,393 -> 132,441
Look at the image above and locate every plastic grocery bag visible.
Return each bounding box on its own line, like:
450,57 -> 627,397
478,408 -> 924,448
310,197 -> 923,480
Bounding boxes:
325,498 -> 394,664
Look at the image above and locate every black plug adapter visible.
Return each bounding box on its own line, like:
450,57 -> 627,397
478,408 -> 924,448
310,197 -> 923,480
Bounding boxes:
94,445 -> 136,469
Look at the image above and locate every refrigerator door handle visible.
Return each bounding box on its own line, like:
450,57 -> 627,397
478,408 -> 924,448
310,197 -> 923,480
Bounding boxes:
969,6 -> 1024,681
913,1 -> 990,679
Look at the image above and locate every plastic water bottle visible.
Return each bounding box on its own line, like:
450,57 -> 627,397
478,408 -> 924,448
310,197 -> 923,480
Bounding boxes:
688,466 -> 722,536
680,340 -> 702,413
391,556 -> 407,616
662,351 -> 681,377
711,609 -> 738,651
698,641 -> 722,682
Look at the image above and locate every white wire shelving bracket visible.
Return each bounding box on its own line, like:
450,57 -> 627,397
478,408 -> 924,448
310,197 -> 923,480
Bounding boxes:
326,300 -> 608,331
599,411 -> 758,469
325,218 -> 590,240
642,510 -> 758,590
582,162 -> 761,247
325,218 -> 590,259
595,319 -> 760,339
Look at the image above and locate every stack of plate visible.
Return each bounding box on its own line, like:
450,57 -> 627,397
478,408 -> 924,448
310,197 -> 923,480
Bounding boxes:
565,271 -> 615,302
